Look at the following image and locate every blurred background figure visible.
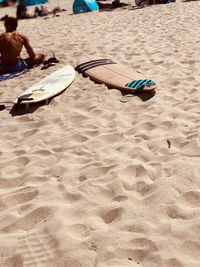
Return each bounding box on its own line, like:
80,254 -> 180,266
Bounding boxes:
16,0 -> 28,19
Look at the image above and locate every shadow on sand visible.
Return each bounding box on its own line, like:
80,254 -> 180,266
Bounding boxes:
92,79 -> 156,102
9,100 -> 49,116
119,89 -> 156,103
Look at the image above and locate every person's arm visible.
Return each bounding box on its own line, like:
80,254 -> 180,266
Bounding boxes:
22,34 -> 36,59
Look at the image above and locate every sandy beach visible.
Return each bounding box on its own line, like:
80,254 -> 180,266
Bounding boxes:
0,0 -> 200,266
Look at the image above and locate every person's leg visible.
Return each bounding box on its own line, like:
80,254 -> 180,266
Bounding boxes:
25,53 -> 46,68
34,53 -> 46,64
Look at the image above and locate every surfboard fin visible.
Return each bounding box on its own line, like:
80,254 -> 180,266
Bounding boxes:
17,96 -> 34,104
0,104 -> 5,111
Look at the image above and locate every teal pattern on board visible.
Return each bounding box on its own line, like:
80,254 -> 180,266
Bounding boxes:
126,79 -> 156,90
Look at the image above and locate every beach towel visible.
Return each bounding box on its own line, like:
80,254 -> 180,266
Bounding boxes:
0,69 -> 28,81
0,60 -> 28,81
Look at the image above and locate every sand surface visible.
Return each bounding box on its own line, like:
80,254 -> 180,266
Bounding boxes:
0,0 -> 200,266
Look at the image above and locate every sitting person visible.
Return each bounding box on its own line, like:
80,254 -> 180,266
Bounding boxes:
0,17 -> 45,74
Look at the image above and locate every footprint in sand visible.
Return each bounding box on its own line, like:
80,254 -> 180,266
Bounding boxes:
0,157 -> 30,178
2,207 -> 52,232
17,228 -> 59,266
0,187 -> 38,211
99,207 -> 124,224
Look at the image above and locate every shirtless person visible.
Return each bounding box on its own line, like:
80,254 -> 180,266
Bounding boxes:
0,17 -> 45,74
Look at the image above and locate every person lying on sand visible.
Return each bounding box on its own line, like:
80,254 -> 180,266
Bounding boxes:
0,14 -> 9,21
34,5 -> 49,17
0,17 -> 45,74
112,0 -> 129,8
97,0 -> 129,11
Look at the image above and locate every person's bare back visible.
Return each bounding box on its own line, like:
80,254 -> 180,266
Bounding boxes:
0,32 -> 24,67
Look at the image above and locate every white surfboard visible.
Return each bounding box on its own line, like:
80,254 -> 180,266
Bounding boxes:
15,65 -> 76,107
